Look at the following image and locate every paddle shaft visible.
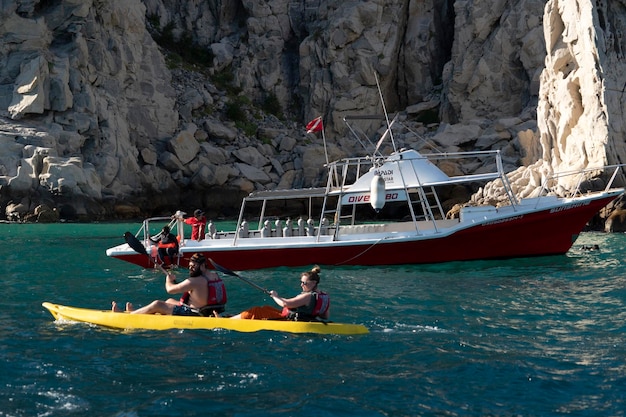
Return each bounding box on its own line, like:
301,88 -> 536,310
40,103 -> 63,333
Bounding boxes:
209,258 -> 270,295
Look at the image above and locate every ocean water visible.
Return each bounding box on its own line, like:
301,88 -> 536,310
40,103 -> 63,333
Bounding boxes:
2,222 -> 626,416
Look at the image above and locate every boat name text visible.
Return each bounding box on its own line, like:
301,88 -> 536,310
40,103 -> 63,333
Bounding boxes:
346,193 -> 401,204
549,201 -> 590,213
482,215 -> 523,226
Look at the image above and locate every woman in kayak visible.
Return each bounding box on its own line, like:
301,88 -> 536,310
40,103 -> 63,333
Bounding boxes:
232,265 -> 330,321
112,253 -> 227,317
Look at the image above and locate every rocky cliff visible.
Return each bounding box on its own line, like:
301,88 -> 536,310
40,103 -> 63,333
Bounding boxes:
0,0 -> 624,223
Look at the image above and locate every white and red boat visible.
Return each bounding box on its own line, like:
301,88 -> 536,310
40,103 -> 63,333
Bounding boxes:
106,145 -> 625,271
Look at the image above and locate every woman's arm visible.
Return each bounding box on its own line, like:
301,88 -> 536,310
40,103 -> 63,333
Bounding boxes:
269,290 -> 310,309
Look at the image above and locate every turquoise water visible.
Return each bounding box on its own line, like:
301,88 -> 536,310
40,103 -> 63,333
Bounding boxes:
2,223 -> 626,416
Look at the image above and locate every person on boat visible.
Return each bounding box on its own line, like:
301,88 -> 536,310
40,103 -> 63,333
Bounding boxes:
112,253 -> 227,316
176,209 -> 207,241
150,225 -> 179,266
231,265 -> 330,321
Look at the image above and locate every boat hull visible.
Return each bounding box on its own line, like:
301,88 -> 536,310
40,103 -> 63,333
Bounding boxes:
42,303 -> 369,335
108,192 -> 621,271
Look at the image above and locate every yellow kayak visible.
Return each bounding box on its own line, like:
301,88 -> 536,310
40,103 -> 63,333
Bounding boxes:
42,302 -> 369,335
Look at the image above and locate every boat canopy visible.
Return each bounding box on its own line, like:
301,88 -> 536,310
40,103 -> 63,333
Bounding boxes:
244,187 -> 328,202
344,150 -> 452,193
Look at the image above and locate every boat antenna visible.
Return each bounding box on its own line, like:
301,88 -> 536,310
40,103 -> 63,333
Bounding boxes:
343,116 -> 375,153
374,113 -> 399,157
374,72 -> 397,154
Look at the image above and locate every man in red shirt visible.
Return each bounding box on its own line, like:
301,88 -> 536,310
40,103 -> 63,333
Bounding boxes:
184,209 -> 207,241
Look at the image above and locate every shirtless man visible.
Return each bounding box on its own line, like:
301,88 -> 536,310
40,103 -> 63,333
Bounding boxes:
112,253 -> 227,316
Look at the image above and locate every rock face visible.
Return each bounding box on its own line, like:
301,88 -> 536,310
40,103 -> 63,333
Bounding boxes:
488,0 -> 626,208
1,0 -> 178,219
0,0 -> 624,223
539,0 -> 626,176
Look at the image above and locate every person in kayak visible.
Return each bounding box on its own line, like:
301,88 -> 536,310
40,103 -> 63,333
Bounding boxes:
231,265 -> 330,321
112,253 -> 227,316
150,225 -> 179,266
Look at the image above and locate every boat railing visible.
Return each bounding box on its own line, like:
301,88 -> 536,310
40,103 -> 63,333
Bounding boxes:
133,216 -> 183,259
227,218 -> 462,239
325,148 -> 516,237
212,218 -> 334,240
328,149 -> 510,188
536,163 -> 626,201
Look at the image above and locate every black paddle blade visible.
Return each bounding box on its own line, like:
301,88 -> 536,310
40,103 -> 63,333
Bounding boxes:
124,231 -> 149,257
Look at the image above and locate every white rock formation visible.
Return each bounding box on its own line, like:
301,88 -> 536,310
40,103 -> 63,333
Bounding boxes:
462,0 -> 626,205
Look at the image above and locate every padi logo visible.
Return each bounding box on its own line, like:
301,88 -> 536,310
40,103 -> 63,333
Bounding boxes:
374,169 -> 394,182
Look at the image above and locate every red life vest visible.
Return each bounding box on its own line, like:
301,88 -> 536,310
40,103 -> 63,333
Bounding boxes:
281,291 -> 330,321
206,277 -> 227,306
311,291 -> 330,316
158,233 -> 178,249
179,275 -> 227,307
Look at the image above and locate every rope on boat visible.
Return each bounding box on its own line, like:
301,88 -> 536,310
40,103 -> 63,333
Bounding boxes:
334,237 -> 386,266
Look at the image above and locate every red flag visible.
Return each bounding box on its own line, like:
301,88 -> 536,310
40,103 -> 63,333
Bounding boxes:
306,116 -> 323,133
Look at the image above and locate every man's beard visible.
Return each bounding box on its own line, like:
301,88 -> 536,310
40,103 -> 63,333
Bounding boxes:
189,267 -> 202,277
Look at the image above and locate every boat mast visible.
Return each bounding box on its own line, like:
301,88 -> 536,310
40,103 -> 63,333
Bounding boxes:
496,151 -> 519,207
374,72 -> 397,155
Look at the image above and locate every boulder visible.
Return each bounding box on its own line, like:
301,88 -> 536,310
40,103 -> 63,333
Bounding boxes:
34,204 -> 59,223
140,148 -> 158,165
605,209 -> 626,233
211,41 -> 235,72
204,119 -> 237,140
232,146 -> 269,168
200,143 -> 227,165
432,124 -> 483,147
158,151 -> 185,173
168,129 -> 200,165
8,56 -> 48,119
5,200 -> 30,220
39,156 -> 102,198
235,163 -> 272,184
7,158 -> 36,193
278,135 -> 297,152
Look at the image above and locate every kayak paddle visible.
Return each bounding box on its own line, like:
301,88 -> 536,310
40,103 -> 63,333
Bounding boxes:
124,231 -> 168,273
209,258 -> 270,295
124,231 -> 149,256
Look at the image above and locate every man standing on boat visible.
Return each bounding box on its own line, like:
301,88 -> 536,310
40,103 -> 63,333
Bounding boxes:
176,209 -> 207,241
112,253 -> 227,317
